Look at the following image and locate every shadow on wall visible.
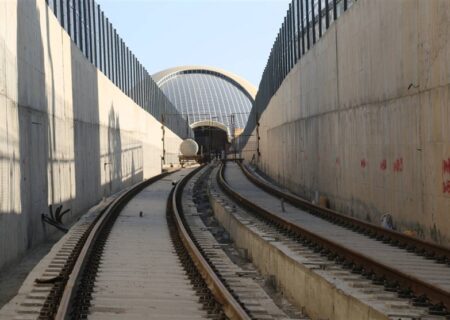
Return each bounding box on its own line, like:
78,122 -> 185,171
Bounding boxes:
71,41 -> 101,214
107,106 -> 122,195
16,0 -> 49,260
1,0 -> 146,271
106,106 -> 144,193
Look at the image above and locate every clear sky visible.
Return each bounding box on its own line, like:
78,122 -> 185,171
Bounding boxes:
95,0 -> 291,87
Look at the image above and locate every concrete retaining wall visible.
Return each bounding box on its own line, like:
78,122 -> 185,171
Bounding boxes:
0,0 -> 182,269
243,0 -> 450,245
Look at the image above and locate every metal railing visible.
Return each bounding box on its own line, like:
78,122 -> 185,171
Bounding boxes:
239,0 -> 357,151
45,0 -> 190,138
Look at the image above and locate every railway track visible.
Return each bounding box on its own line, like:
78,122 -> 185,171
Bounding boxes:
217,161 -> 450,317
31,167 -> 252,320
182,166 -> 308,320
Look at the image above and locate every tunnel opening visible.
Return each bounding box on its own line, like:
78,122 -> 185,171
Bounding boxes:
193,126 -> 229,160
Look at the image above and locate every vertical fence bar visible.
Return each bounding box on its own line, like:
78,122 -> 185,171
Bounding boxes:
120,40 -> 124,91
104,18 -> 108,77
128,52 -> 132,98
122,42 -> 125,92
106,19 -> 111,79
123,46 -> 127,94
59,0 -> 65,29
280,25 -> 283,80
326,0 -> 330,29
296,0 -> 301,59
92,1 -> 97,67
279,28 -> 282,83
118,39 -> 122,91
344,0 -> 348,11
86,0 -> 92,63
99,7 -> 103,71
311,0 -> 316,44
282,19 -> 287,78
114,33 -> 118,88
285,18 -> 289,76
138,64 -> 142,105
135,60 -> 139,104
110,27 -> 114,83
54,0 -> 59,21
287,5 -> 291,72
113,29 -> 117,85
131,54 -> 135,100
111,26 -> 115,84
102,12 -> 107,74
66,0 -> 71,37
318,0 -> 322,37
73,0 -> 78,44
300,0 -> 305,54
278,33 -> 282,87
305,0 -> 310,50
126,48 -> 130,95
133,55 -> 137,101
143,69 -> 147,109
138,61 -> 143,105
290,2 -> 296,65
78,0 -> 83,53
119,38 -> 123,91
292,3 -> 295,66
115,31 -> 119,87
147,72 -> 151,111
116,33 -> 120,88
333,0 -> 337,20
287,5 -> 292,71
83,0 -> 88,60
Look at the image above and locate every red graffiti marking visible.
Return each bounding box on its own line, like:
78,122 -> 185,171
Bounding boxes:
360,159 -> 367,169
443,180 -> 450,194
393,158 -> 404,172
443,158 -> 450,174
380,159 -> 387,171
336,157 -> 340,166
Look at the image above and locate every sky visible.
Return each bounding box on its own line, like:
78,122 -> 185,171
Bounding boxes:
95,0 -> 291,87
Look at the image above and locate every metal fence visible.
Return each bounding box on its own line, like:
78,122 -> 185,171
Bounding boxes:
239,0 -> 357,151
45,0 -> 190,139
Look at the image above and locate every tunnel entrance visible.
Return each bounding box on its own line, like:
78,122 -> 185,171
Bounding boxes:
193,126 -> 229,160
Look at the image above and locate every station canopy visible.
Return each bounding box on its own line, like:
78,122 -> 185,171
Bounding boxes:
153,66 -> 256,137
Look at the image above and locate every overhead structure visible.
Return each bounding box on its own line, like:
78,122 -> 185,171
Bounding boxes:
153,66 -> 257,138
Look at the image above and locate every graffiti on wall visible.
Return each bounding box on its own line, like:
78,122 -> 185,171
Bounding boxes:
443,158 -> 450,195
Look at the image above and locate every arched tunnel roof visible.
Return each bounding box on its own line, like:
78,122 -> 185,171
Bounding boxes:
153,66 -> 256,136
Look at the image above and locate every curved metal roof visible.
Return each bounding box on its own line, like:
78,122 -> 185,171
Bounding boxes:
153,66 -> 256,136
153,65 -> 257,99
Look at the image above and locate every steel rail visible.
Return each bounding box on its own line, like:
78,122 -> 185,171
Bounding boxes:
54,171 -> 174,320
218,162 -> 450,313
170,166 -> 251,320
238,161 -> 450,265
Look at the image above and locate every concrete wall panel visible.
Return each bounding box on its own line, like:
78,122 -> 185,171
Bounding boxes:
244,0 -> 450,245
0,0 -> 182,270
